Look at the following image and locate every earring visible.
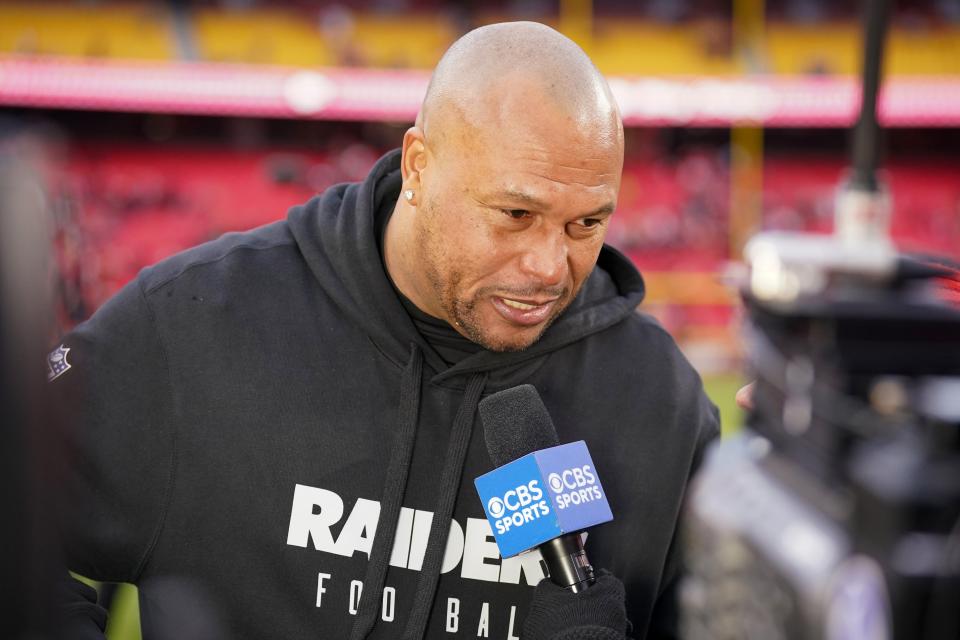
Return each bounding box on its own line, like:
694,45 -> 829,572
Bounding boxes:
403,189 -> 415,203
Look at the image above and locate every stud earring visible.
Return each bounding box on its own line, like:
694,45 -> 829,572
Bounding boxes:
403,189 -> 415,202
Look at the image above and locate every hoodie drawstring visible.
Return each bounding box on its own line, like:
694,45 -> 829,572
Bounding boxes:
402,372 -> 487,640
349,343 -> 487,640
350,344 -> 424,640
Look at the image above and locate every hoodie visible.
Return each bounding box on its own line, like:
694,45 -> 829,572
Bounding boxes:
58,149 -> 719,639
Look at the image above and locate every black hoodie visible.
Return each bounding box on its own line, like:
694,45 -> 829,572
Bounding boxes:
58,150 -> 719,639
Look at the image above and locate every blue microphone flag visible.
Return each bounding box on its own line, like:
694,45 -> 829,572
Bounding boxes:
474,440 -> 613,558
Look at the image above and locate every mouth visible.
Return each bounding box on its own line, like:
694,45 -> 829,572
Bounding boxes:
490,295 -> 560,326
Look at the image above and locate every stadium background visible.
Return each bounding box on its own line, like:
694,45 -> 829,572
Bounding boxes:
1,0 -> 958,637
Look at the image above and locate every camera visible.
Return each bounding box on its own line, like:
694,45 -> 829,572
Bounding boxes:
681,2 -> 960,636
681,186 -> 960,639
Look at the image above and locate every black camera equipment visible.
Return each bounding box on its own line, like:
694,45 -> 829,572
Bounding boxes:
681,1 -> 960,639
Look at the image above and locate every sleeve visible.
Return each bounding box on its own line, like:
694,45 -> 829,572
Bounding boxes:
55,275 -> 176,585
58,575 -> 108,638
645,380 -> 721,640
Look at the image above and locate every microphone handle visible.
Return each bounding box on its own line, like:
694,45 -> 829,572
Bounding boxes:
540,533 -> 596,593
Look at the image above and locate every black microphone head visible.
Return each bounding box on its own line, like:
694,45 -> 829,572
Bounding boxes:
479,384 -> 560,467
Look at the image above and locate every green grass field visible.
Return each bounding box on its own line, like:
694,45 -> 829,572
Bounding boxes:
88,373 -> 744,639
704,372 -> 747,437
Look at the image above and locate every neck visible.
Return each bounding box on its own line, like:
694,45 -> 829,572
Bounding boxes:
383,199 -> 445,321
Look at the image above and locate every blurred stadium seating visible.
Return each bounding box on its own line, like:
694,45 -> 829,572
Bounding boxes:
0,2 -> 954,343
43,140 -> 958,372
766,23 -> 960,75
1,1 -> 955,376
0,2 -> 174,60
192,6 -> 335,66
0,1 -> 958,75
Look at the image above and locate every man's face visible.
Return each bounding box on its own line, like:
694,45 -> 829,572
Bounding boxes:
412,99 -> 623,352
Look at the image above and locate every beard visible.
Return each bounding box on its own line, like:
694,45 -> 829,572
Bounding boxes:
443,282 -> 571,352
421,243 -> 572,352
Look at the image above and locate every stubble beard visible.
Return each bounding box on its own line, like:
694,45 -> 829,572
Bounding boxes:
423,252 -> 571,353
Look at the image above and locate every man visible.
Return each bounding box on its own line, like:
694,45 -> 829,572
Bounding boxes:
58,22 -> 719,639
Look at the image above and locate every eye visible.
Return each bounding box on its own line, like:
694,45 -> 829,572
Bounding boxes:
503,209 -> 530,219
572,217 -> 606,230
567,216 -> 609,238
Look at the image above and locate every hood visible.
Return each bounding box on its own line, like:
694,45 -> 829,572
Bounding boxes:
287,148 -> 646,386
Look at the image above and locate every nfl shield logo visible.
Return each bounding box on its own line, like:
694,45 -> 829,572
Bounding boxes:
47,344 -> 72,381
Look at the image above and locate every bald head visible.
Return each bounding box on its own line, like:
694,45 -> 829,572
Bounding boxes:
418,21 -> 622,154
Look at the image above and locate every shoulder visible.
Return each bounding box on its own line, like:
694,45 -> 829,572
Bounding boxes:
620,310 -> 675,342
136,220 -> 298,296
595,308 -> 685,361
619,311 -> 711,401
576,309 -> 719,434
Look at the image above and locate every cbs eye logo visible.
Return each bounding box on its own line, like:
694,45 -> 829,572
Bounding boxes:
547,473 -> 565,493
487,497 -> 506,518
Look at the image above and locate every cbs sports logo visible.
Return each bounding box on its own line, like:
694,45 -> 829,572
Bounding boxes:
546,465 -> 603,509
486,480 -> 551,535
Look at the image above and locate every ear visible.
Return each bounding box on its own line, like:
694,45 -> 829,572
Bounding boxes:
401,126 -> 427,191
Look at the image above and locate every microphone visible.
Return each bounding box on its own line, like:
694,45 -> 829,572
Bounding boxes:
475,385 -> 613,593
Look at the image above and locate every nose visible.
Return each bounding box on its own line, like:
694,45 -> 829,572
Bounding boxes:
519,227 -> 567,287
